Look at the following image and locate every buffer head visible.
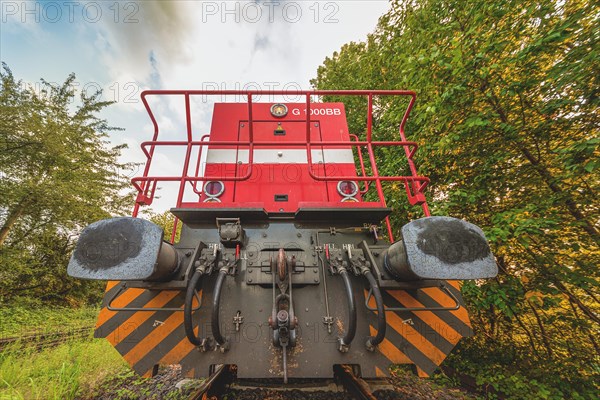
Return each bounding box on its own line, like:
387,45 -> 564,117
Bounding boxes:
385,216 -> 498,281
67,217 -> 178,281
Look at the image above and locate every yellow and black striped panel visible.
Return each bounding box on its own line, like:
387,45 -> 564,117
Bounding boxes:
94,279 -> 472,378
364,280 -> 472,377
95,282 -> 200,377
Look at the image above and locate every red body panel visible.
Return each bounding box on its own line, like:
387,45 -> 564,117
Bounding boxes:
201,103 -> 359,212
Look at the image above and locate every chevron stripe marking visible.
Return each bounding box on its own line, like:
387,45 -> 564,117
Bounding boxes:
387,290 -> 462,344
95,288 -> 146,329
369,325 -> 411,364
105,291 -> 180,346
446,280 -> 461,290
123,310 -> 186,366
367,291 -> 448,366
422,287 -> 471,327
159,334 -> 197,365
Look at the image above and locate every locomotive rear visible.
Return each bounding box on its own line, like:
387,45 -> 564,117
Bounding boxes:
67,90 -> 497,382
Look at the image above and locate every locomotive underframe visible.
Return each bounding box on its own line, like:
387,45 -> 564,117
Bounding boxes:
94,208 -> 473,379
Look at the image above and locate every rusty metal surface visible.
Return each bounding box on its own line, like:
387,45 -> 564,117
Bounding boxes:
334,364 -> 378,400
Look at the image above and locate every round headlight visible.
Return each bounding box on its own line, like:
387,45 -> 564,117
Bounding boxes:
341,197 -> 359,202
337,181 -> 359,198
270,103 -> 288,118
203,197 -> 222,203
204,181 -> 224,198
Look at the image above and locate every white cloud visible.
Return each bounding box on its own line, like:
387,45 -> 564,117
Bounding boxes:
2,0 -> 390,211
91,1 -> 388,89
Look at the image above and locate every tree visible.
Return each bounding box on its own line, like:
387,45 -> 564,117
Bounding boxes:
144,209 -> 182,244
312,0 -> 599,396
0,64 -> 134,304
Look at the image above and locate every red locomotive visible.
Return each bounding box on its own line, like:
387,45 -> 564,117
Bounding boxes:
68,90 -> 497,384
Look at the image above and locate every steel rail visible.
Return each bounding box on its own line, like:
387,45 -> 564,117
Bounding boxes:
0,326 -> 94,352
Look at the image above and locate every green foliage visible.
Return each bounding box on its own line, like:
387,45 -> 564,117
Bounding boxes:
85,367 -> 190,400
0,305 -> 146,399
312,0 -> 599,396
446,340 -> 599,399
0,64 -> 135,305
88,369 -> 145,400
143,210 -> 182,244
0,335 -> 128,400
0,299 -> 98,338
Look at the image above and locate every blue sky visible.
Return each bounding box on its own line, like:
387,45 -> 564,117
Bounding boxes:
1,0 -> 390,210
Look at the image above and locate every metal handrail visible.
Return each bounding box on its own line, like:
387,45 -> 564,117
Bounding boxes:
106,285 -> 202,312
131,90 -> 432,240
364,283 -> 461,312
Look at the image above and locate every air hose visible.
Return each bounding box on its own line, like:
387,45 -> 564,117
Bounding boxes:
211,269 -> 228,346
338,268 -> 357,351
184,268 -> 204,346
364,270 -> 386,350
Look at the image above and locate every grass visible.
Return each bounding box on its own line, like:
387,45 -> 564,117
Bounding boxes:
0,304 -> 191,400
0,302 -> 129,399
84,366 -> 193,400
0,336 -> 129,400
0,303 -> 99,339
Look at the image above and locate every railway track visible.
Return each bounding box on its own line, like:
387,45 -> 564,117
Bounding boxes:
84,362 -> 483,400
186,365 -> 408,400
182,364 -> 499,400
0,326 -> 94,352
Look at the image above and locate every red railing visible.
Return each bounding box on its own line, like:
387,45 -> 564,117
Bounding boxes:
130,90 -> 431,241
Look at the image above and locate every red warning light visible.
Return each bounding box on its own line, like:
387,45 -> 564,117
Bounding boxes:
204,181 -> 224,197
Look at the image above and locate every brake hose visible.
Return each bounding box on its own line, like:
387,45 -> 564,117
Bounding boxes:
364,269 -> 386,349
